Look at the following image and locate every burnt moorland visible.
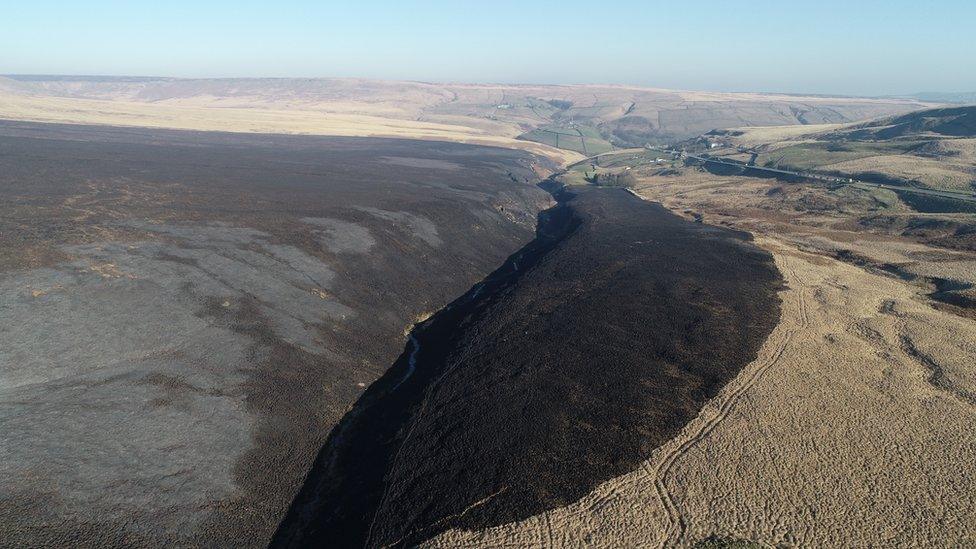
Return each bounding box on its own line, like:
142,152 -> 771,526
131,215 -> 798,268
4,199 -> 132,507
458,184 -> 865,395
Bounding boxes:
0,121 -> 554,546
276,186 -> 784,548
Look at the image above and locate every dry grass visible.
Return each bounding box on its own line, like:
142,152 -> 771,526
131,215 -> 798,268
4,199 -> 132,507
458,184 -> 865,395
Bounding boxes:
0,92 -> 582,165
702,110 -> 976,194
719,123 -> 843,146
933,138 -> 976,163
824,154 -> 975,192
426,235 -> 976,548
424,166 -> 976,547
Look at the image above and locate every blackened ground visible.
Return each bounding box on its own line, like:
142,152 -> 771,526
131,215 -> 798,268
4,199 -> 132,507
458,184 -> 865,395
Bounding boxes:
275,185 -> 783,548
0,121 -> 554,547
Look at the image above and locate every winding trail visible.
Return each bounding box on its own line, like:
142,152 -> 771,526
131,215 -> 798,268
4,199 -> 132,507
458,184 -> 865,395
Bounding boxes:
597,187 -> 810,546
647,257 -> 809,547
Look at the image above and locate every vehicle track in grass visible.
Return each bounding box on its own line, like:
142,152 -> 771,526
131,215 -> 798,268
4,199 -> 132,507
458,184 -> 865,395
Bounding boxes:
650,258 -> 809,547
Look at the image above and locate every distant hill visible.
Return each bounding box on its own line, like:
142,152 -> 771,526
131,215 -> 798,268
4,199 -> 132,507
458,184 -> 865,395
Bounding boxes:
687,105 -> 976,195
3,74 -> 173,83
0,75 -> 931,159
910,92 -> 976,104
836,106 -> 976,140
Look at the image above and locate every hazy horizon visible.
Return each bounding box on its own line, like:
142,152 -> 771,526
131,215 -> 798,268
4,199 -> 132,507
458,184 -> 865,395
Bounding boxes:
3,0 -> 975,97
3,72 -> 973,100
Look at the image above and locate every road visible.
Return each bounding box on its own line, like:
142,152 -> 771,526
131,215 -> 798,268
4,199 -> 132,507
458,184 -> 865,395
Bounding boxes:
646,146 -> 976,204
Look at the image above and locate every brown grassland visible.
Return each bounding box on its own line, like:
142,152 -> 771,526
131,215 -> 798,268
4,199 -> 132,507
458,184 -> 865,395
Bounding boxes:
427,155 -> 976,546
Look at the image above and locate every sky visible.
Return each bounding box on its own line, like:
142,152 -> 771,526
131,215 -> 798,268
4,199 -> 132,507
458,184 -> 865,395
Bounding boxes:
2,0 -> 974,96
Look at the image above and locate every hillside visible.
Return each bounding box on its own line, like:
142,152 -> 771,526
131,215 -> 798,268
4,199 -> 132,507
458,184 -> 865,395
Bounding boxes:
911,91 -> 976,104
427,110 -> 976,549
695,106 -> 976,194
0,121 -> 556,547
833,105 -> 976,140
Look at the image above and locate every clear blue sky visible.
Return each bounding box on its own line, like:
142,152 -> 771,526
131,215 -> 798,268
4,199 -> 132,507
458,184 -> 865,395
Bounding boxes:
2,0 -> 974,96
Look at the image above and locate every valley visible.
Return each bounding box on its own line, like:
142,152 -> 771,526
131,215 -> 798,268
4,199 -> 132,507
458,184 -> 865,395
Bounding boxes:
273,185 -> 782,548
1,83 -> 974,549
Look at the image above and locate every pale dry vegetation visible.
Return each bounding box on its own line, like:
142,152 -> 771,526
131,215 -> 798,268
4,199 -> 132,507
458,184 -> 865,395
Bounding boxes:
425,165 -> 976,547
426,238 -> 976,547
824,154 -> 975,192
0,90 -> 582,165
701,107 -> 976,194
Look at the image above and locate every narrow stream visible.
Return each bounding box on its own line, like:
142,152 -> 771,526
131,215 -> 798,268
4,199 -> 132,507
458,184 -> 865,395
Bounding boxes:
391,335 -> 421,391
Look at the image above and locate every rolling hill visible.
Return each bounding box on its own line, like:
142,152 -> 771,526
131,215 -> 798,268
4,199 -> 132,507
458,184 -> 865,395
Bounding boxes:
0,75 -> 931,161
698,105 -> 976,194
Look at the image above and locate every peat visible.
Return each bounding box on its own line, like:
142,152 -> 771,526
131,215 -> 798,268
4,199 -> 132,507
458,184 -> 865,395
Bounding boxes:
274,185 -> 783,547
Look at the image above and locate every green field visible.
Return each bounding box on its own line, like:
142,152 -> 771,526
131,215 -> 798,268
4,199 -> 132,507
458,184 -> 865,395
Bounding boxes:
558,148 -> 673,188
518,123 -> 614,155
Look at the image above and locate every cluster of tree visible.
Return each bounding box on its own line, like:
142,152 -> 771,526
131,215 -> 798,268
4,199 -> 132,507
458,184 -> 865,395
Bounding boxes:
584,170 -> 637,188
545,99 -> 574,110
